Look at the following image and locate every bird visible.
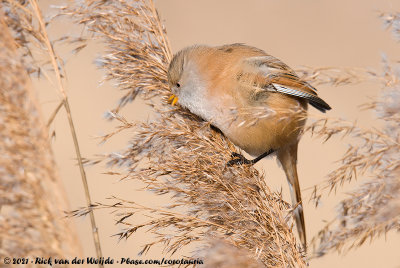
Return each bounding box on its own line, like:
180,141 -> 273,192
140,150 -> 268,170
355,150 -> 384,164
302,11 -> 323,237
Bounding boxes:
166,43 -> 331,252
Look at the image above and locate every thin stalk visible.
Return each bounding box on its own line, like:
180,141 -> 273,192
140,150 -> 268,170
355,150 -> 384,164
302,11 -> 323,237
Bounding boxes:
47,99 -> 64,128
29,0 -> 104,266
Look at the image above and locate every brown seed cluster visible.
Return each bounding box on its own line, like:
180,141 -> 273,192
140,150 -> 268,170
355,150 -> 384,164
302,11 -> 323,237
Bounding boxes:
61,0 -> 306,266
0,2 -> 81,264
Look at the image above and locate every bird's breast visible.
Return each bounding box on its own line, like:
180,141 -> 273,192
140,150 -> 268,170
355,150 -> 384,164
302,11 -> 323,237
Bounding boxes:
221,94 -> 307,156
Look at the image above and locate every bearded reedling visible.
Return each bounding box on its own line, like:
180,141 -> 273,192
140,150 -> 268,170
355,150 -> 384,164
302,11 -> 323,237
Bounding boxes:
167,44 -> 332,251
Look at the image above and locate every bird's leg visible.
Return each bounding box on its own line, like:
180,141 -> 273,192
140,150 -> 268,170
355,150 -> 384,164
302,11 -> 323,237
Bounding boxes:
227,149 -> 275,166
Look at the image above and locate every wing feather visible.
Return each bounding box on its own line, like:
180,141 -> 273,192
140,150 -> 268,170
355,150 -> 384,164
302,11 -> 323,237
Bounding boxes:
244,56 -> 332,112
272,84 -> 331,113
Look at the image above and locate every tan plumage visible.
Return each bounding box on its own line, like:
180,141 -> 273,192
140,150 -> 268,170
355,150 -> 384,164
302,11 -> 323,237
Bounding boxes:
167,43 -> 331,251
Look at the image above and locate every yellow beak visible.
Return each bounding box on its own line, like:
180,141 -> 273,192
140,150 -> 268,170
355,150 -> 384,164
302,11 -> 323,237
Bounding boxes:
168,94 -> 179,106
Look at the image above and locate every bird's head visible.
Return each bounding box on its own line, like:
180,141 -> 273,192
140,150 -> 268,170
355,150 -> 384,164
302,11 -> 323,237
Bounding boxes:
167,49 -> 185,98
167,46 -> 209,106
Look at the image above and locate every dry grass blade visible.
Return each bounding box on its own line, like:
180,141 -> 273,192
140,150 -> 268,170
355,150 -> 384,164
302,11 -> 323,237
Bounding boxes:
61,0 -> 306,266
0,10 -> 82,265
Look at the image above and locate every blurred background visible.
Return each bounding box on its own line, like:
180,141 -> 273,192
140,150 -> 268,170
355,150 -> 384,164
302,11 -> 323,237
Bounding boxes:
35,0 -> 400,267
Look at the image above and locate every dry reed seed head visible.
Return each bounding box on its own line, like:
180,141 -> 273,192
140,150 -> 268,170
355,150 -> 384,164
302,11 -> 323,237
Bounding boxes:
304,55 -> 400,257
0,7 -> 81,262
97,91 -> 307,265
60,0 -> 307,266
202,240 -> 265,268
381,12 -> 400,41
377,58 -> 400,122
296,66 -> 380,87
2,0 -> 65,79
226,105 -> 306,130
378,85 -> 400,117
58,0 -> 172,114
299,19 -> 400,256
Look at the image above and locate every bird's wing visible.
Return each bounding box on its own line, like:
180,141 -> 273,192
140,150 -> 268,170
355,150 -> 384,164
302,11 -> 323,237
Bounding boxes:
243,56 -> 331,112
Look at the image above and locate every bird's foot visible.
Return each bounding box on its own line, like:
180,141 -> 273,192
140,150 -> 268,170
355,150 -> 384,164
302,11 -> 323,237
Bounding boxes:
227,152 -> 253,166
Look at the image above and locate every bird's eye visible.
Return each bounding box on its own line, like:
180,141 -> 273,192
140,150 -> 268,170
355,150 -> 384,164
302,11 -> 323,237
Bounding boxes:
176,83 -> 181,88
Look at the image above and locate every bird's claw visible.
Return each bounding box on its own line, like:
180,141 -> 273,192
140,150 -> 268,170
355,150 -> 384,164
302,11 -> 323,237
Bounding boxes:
227,152 -> 252,166
230,152 -> 242,158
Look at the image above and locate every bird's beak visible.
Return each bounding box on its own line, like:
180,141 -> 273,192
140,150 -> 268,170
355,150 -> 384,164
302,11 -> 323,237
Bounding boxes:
168,94 -> 179,106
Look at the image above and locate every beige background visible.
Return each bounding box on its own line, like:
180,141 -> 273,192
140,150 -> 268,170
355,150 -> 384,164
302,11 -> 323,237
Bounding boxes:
36,0 -> 400,267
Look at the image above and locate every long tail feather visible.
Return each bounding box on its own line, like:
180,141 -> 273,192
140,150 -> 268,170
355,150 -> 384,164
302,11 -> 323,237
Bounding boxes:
277,143 -> 307,252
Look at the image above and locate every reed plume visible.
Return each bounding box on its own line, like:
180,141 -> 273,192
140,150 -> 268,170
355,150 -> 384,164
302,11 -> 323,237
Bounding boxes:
305,61 -> 400,256
0,3 -> 82,264
61,0 -> 306,266
298,14 -> 400,257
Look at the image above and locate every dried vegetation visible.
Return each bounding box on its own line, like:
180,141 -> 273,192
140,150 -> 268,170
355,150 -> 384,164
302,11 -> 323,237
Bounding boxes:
63,1 -> 400,266
61,0 -> 306,266
0,1 -> 81,264
302,14 -> 400,256
2,0 -> 399,267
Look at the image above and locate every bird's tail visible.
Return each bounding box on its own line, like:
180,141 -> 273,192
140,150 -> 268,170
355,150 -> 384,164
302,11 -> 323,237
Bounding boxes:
277,143 -> 307,252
